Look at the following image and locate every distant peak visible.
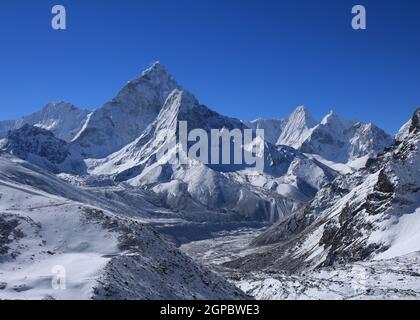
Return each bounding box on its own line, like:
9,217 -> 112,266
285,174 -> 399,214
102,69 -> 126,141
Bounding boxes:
321,110 -> 339,124
365,122 -> 374,129
287,105 -> 317,127
42,101 -> 78,111
44,101 -> 65,107
326,110 -> 338,118
142,61 -> 169,77
290,105 -> 312,118
134,61 -> 181,92
292,105 -> 307,114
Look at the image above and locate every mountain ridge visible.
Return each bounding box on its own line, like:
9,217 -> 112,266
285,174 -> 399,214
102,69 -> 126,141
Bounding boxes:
225,108 -> 420,273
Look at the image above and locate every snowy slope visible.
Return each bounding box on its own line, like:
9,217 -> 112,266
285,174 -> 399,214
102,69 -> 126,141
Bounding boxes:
231,251 -> 420,300
180,222 -> 420,300
373,208 -> 420,260
0,102 -> 90,142
226,108 -> 420,273
71,62 -> 181,158
395,118 -> 412,142
0,154 -> 248,300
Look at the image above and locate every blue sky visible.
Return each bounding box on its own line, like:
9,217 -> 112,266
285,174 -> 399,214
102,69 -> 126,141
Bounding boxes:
0,0 -> 419,133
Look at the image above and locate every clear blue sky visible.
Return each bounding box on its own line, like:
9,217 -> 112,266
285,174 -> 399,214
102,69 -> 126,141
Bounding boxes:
0,0 -> 419,133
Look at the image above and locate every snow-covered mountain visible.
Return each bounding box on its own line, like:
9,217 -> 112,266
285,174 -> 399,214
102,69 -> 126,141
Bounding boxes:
0,102 -> 90,142
87,87 -> 336,222
226,108 -> 420,273
71,62 -> 181,158
298,111 -> 394,164
276,106 -> 317,148
281,108 -> 394,164
254,106 -> 394,165
1,61 -> 416,300
0,153 -> 248,300
0,64 -> 336,225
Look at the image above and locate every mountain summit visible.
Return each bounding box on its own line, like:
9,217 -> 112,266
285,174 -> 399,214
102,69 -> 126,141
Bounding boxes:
71,62 -> 181,158
276,106 -> 317,148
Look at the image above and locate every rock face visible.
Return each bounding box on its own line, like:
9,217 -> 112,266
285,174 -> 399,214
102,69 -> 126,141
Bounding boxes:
226,108 -> 420,273
0,102 -> 91,142
71,62 -> 181,158
1,124 -> 85,174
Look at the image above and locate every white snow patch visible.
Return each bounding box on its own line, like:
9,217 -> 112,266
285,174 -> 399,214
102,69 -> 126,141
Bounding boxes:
373,208 -> 420,260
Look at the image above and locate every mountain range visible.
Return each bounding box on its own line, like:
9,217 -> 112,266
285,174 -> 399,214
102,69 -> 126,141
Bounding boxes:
0,62 -> 417,300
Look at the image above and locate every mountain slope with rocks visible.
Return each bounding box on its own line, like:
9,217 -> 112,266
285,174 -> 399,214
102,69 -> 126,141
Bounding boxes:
0,154 -> 248,300
1,125 -> 86,174
225,108 -> 420,274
